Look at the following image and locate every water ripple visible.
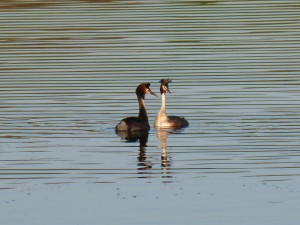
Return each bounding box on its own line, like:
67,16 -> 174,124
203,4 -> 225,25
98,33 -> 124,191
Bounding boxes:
1,0 -> 300,188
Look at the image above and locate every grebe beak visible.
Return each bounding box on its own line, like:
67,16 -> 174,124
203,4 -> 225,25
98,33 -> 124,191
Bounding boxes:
166,87 -> 171,94
163,85 -> 171,94
149,88 -> 158,97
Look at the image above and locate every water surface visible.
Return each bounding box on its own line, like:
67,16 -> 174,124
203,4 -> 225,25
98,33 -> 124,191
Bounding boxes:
1,1 -> 300,225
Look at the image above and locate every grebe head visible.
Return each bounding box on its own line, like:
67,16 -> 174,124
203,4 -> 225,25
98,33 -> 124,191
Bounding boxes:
136,83 -> 157,99
159,78 -> 171,94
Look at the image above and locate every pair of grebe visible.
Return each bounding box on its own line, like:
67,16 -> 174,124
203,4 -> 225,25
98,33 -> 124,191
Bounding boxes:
115,79 -> 188,131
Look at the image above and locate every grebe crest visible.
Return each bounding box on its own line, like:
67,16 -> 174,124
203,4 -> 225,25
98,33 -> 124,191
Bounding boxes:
136,82 -> 156,99
159,78 -> 171,94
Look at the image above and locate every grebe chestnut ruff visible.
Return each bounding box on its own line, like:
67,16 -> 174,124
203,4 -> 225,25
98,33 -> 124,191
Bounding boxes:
115,83 -> 157,132
154,79 -> 189,128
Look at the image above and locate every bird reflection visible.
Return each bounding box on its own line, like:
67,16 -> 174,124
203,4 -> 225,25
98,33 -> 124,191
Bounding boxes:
115,129 -> 174,181
115,130 -> 152,171
116,130 -> 149,145
156,128 -> 178,183
156,128 -> 172,168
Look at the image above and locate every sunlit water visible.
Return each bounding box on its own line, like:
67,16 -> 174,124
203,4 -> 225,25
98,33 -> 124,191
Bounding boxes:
1,1 -> 300,225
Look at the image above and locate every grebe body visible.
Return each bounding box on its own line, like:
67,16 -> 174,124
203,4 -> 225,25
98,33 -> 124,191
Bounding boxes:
154,79 -> 189,128
115,83 -> 156,132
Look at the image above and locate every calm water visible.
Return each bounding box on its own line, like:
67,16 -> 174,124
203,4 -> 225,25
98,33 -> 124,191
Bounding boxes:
1,1 -> 300,225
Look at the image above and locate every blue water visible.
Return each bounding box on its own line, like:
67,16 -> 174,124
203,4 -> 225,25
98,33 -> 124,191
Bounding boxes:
1,1 -> 300,225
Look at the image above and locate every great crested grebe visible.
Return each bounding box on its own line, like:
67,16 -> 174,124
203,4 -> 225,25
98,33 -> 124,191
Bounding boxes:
115,83 -> 157,132
154,79 -> 189,128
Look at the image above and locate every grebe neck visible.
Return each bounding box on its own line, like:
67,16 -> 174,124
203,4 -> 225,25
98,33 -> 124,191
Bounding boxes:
159,92 -> 167,114
138,97 -> 148,121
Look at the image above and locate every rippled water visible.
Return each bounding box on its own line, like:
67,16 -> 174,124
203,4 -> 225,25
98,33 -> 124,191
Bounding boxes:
1,1 -> 300,225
